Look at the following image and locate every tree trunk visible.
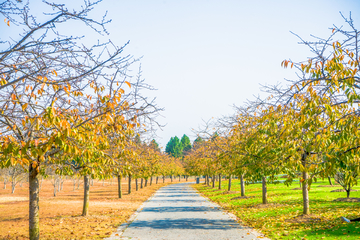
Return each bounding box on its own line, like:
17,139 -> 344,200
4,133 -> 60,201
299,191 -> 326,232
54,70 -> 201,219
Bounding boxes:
77,178 -> 81,189
4,179 -> 7,189
228,175 -> 232,191
156,176 -> 159,184
163,175 -> 165,183
135,178 -> 139,191
150,177 -> 153,186
328,176 -> 333,185
346,183 -> 351,198
302,170 -> 310,214
240,174 -> 245,197
301,152 -> 310,215
117,174 -> 122,198
102,179 -> 105,187
82,175 -> 90,216
141,178 -> 143,188
179,175 -> 181,182
218,174 -> 222,190
212,175 -> 215,188
57,179 -> 61,192
39,177 -> 43,192
11,182 -> 16,194
186,176 -> 188,181
53,178 -> 57,197
262,176 -> 267,204
60,179 -> 64,191
29,162 -> 40,240
128,174 -> 132,194
145,178 -> 148,187
170,175 -> 173,182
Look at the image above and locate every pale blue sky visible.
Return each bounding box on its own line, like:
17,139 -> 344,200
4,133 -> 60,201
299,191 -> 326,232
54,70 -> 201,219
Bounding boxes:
99,0 -> 360,148
2,0 -> 360,148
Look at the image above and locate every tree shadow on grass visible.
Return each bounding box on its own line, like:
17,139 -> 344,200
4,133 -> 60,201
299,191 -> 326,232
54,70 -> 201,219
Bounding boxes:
300,222 -> 360,239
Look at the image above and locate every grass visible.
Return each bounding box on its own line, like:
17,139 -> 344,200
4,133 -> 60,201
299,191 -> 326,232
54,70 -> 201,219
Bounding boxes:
0,177 -> 176,239
193,178 -> 360,240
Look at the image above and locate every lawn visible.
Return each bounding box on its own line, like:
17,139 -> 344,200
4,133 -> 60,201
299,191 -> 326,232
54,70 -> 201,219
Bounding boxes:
193,178 -> 360,240
0,177 -> 175,239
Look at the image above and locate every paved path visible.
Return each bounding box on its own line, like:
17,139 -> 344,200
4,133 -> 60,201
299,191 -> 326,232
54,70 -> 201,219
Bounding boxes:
106,182 -> 268,240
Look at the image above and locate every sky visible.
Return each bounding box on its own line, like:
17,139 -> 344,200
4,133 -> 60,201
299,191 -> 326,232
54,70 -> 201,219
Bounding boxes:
3,0 -> 360,149
98,0 -> 360,148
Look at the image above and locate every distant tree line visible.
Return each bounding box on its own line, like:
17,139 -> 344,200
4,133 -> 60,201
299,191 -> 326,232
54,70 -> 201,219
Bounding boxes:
165,134 -> 195,158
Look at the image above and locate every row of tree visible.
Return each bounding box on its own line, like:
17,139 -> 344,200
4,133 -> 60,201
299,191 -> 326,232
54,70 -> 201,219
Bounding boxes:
184,14 -> 360,216
0,1 -> 184,239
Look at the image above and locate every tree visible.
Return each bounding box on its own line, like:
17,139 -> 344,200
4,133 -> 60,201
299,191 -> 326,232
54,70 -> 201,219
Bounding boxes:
0,1 -> 157,239
149,139 -> 161,152
193,136 -> 204,149
165,136 -> 183,158
181,134 -> 192,155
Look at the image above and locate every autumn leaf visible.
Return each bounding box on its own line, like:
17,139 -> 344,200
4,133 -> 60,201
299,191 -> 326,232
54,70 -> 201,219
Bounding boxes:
4,18 -> 10,26
125,81 -> 131,88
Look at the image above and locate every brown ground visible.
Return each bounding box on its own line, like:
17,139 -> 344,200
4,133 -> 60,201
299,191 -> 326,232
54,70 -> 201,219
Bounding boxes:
317,185 -> 340,187
231,196 -> 254,200
285,214 -> 324,224
250,203 -> 288,209
333,197 -> 360,202
0,177 -> 180,239
221,191 -> 239,194
330,189 -> 358,192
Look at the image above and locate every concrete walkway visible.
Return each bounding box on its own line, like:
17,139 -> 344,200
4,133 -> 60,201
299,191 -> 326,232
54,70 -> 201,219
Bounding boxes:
106,182 -> 268,240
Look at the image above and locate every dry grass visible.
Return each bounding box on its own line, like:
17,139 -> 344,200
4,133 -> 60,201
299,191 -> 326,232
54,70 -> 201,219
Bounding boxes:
0,177 -> 177,239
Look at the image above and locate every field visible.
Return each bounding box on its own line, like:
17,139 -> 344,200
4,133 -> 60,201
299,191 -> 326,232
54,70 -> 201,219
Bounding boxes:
194,178 -> 360,240
0,177 -> 177,239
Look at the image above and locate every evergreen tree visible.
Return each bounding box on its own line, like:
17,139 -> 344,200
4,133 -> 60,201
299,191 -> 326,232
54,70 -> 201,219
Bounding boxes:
165,136 -> 183,158
134,134 -> 142,145
172,136 -> 183,158
149,139 -> 161,152
181,134 -> 192,155
165,137 -> 174,154
193,136 -> 203,149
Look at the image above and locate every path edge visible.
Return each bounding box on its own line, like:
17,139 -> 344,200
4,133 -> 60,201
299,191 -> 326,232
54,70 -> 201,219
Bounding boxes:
190,183 -> 271,240
103,188 -> 160,240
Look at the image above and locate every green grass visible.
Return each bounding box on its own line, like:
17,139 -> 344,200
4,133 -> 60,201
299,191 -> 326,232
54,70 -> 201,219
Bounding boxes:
193,179 -> 360,240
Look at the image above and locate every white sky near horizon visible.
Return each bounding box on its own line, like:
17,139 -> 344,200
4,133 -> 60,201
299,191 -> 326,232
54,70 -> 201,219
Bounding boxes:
2,0 -> 360,149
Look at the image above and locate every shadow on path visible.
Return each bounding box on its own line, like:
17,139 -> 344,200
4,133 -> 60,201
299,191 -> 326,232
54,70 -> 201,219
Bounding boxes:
129,218 -> 241,230
142,206 -> 219,213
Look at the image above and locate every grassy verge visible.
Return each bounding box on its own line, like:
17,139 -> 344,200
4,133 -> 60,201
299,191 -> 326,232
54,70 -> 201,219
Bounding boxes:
0,178 -> 175,239
193,179 -> 360,240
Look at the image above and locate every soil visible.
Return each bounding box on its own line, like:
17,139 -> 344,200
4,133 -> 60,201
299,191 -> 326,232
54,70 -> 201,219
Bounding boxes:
285,214 -> 324,224
331,189 -> 358,192
0,177 -> 173,239
231,196 -> 255,200
250,203 -> 287,209
333,198 -> 360,202
317,185 -> 340,187
222,191 -> 239,194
